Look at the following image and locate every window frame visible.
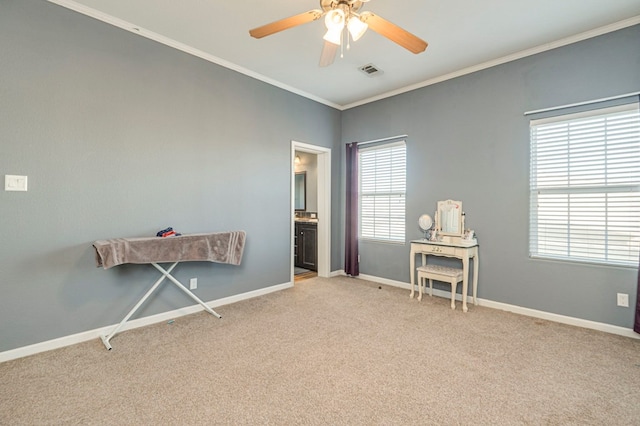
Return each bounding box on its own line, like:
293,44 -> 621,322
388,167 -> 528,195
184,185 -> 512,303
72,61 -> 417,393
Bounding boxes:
529,102 -> 640,267
358,140 -> 407,244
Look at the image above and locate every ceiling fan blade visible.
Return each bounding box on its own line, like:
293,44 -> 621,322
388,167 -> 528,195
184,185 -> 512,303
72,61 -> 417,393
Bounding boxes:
319,41 -> 338,67
249,10 -> 323,39
359,12 -> 428,54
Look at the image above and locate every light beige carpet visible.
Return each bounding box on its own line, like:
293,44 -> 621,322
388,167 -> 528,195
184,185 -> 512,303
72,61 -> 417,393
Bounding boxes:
1,276 -> 639,425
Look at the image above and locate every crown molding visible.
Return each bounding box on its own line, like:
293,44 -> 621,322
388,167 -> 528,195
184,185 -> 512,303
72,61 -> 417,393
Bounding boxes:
47,0 -> 343,110
46,2 -> 640,110
342,15 -> 640,110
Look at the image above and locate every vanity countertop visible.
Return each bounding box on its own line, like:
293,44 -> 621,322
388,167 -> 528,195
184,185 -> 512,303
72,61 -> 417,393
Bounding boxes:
295,218 -> 318,223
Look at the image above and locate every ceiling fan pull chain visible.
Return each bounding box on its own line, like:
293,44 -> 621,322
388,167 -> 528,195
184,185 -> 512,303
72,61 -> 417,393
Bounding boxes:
340,28 -> 345,58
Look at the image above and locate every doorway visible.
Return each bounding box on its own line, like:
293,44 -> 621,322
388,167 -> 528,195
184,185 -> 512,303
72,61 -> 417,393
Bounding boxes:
291,141 -> 331,283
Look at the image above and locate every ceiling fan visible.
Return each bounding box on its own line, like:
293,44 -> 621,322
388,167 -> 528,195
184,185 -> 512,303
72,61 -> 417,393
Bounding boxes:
249,0 -> 428,67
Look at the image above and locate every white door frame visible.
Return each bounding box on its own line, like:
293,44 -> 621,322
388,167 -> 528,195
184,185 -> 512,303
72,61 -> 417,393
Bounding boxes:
291,141 -> 331,281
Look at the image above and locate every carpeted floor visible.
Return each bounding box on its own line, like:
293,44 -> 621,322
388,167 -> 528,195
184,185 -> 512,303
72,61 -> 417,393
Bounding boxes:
1,276 -> 639,425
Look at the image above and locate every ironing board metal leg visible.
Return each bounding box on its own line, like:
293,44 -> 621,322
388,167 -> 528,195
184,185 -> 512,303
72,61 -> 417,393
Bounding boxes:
99,262 -> 178,350
151,263 -> 222,318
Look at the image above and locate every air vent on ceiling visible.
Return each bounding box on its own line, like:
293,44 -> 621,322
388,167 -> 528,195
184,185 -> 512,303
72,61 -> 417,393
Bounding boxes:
358,63 -> 383,77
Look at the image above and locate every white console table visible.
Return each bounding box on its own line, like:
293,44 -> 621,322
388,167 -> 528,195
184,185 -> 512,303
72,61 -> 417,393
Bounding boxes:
409,239 -> 479,312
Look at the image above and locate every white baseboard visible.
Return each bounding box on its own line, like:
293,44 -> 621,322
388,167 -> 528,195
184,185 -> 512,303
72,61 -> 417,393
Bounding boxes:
3,273 -> 637,363
0,281 -> 294,363
478,299 -> 640,339
355,273 -> 640,340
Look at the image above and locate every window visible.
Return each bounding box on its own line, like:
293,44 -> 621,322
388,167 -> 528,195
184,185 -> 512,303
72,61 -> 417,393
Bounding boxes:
529,102 -> 640,266
359,140 -> 406,243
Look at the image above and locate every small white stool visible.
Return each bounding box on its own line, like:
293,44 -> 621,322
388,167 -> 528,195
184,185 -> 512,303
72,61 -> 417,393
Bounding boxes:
417,265 -> 465,311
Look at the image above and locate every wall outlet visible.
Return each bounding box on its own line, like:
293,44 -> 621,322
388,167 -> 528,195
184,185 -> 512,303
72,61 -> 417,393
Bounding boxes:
616,293 -> 629,307
190,278 -> 197,290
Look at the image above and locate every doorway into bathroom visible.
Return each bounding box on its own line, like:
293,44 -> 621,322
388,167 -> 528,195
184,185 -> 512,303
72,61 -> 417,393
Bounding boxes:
294,151 -> 318,281
291,141 -> 331,283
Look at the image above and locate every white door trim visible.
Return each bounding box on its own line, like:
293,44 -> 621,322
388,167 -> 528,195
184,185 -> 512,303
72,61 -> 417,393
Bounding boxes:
292,141 -> 331,281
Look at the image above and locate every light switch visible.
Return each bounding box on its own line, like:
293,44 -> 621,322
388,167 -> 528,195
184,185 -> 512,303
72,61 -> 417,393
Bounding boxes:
5,175 -> 28,191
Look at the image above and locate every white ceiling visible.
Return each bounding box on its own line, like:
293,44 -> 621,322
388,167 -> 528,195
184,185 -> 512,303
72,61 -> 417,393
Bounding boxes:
50,0 -> 640,110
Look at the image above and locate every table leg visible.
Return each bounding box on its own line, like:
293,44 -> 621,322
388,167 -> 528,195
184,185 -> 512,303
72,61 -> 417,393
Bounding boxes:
472,251 -> 479,305
409,247 -> 416,298
461,256 -> 469,312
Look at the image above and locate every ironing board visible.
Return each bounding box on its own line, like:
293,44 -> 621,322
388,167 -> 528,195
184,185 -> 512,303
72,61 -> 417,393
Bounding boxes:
93,231 -> 246,350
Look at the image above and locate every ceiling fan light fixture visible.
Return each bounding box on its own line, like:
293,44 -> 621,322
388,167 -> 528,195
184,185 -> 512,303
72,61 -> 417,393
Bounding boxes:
324,9 -> 345,30
249,1 -> 429,66
347,16 -> 368,41
323,27 -> 342,45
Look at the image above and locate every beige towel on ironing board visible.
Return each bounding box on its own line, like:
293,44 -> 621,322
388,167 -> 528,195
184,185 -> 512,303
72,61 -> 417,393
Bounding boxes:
93,231 -> 246,269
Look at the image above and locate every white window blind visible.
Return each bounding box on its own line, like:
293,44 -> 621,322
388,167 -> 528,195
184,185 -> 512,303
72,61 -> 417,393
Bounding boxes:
359,140 -> 406,243
529,102 -> 640,266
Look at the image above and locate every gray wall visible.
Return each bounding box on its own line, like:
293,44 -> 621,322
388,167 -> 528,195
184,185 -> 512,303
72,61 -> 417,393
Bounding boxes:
0,1 -> 341,352
1,1 -> 638,354
341,24 -> 640,329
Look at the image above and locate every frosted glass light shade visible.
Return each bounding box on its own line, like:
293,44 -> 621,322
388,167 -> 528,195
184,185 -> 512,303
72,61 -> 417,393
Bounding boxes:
324,9 -> 345,30
323,28 -> 342,45
347,16 -> 368,41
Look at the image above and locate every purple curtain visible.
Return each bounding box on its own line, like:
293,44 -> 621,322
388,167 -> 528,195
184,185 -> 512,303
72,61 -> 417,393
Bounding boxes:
345,142 -> 359,276
635,257 -> 640,334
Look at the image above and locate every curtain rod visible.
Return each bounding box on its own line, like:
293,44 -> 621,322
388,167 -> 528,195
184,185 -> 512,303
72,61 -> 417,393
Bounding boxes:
356,134 -> 408,146
524,91 -> 640,116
